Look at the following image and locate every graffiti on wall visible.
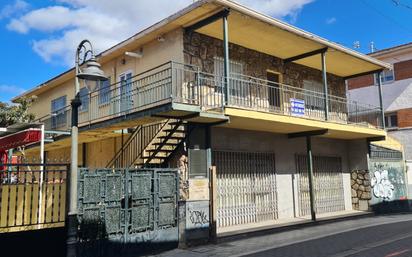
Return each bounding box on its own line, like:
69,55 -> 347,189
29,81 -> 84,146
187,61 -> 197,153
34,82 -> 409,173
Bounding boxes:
369,162 -> 406,202
186,201 -> 209,230
371,169 -> 394,200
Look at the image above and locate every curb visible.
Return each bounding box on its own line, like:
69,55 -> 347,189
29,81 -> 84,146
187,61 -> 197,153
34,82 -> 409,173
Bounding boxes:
215,212 -> 375,244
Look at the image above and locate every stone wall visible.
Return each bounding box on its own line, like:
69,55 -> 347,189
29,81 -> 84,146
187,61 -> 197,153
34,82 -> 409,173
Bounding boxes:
351,170 -> 372,211
183,32 -> 346,97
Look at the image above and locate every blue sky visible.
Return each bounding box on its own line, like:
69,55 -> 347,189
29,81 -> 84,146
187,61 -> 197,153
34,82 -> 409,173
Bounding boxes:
1,0 -> 412,102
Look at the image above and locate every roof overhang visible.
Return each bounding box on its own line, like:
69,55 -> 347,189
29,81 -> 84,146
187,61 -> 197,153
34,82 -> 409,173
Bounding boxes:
14,0 -> 391,101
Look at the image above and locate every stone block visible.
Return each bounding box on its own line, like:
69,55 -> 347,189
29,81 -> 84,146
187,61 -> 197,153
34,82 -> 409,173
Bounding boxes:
351,189 -> 357,197
358,174 -> 364,180
356,179 -> 363,185
352,197 -> 359,204
363,180 -> 370,186
361,192 -> 371,200
359,185 -> 365,192
359,200 -> 369,211
351,173 -> 357,180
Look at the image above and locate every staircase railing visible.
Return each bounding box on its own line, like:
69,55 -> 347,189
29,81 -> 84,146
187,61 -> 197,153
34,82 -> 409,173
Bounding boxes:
106,120 -> 168,168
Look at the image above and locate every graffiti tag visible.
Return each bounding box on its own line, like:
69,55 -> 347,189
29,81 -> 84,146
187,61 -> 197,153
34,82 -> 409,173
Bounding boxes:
371,169 -> 394,200
188,209 -> 209,226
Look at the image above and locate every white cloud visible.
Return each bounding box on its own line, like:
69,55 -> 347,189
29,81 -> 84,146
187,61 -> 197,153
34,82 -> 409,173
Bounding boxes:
0,85 -> 26,95
0,0 -> 29,19
326,17 -> 337,25
6,0 -> 314,66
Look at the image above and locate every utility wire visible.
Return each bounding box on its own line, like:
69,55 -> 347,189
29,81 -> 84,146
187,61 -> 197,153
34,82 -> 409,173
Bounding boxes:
391,0 -> 412,10
360,0 -> 412,35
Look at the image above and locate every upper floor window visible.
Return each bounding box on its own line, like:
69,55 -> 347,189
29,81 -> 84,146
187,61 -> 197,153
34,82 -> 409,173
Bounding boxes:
385,113 -> 398,128
303,80 -> 324,110
98,78 -> 111,105
51,95 -> 67,129
79,87 -> 89,112
213,57 -> 244,96
375,69 -> 394,85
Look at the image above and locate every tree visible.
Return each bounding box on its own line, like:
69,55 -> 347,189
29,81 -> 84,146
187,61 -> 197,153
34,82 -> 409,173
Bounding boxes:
0,97 -> 36,127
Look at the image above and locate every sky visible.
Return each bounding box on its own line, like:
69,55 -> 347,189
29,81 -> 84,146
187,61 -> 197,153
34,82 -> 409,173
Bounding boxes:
1,0 -> 412,102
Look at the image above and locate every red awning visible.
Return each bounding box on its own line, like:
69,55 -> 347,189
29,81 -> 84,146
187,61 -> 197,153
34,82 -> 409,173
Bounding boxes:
0,129 -> 41,151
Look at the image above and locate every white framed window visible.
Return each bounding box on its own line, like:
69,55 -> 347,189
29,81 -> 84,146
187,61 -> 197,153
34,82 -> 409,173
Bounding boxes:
375,69 -> 394,85
79,87 -> 89,112
384,113 -> 398,128
303,80 -> 324,110
98,77 -> 111,105
51,95 -> 67,129
213,57 -> 244,96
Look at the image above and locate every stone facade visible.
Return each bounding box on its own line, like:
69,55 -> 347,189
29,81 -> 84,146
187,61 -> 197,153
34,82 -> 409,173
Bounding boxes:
183,32 -> 346,97
351,170 -> 372,211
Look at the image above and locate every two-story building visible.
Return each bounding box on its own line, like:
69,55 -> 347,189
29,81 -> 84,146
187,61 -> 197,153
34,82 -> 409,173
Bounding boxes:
348,43 -> 412,200
10,0 -> 395,236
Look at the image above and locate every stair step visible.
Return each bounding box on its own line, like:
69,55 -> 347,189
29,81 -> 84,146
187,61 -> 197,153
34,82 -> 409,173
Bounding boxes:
146,149 -> 174,153
164,129 -> 186,133
159,136 -> 185,140
153,142 -> 179,146
142,156 -> 169,160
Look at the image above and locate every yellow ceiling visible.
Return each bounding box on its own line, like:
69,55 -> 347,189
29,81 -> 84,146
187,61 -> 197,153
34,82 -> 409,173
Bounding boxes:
196,10 -> 386,77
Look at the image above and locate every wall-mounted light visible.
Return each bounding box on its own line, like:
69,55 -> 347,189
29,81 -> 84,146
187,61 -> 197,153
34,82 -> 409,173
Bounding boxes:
157,35 -> 165,42
125,51 -> 143,58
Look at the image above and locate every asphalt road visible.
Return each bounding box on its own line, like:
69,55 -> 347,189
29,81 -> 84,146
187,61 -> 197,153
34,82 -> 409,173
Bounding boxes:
246,219 -> 412,257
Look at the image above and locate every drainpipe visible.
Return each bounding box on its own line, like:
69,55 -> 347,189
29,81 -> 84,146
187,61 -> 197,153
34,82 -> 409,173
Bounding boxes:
377,71 -> 385,129
321,51 -> 329,121
223,14 -> 230,105
306,136 -> 316,221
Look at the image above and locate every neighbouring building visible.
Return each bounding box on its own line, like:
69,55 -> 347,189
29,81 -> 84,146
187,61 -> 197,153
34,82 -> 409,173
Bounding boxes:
348,43 -> 412,200
1,0 -> 405,247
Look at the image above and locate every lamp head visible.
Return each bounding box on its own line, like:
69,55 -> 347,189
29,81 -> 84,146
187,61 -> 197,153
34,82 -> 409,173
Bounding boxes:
77,57 -> 108,84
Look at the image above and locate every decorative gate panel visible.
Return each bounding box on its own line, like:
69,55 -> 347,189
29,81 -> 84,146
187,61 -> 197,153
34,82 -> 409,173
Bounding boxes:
296,155 -> 345,216
213,151 -> 278,228
78,168 -> 178,253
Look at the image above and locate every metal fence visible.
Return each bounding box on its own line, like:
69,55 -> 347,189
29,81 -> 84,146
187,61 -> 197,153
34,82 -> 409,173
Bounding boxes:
0,163 -> 68,232
37,61 -> 383,132
296,155 -> 345,216
213,151 -> 278,228
77,168 -> 179,245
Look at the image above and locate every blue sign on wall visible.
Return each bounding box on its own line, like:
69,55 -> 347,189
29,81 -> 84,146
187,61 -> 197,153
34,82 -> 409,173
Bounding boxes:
290,98 -> 305,116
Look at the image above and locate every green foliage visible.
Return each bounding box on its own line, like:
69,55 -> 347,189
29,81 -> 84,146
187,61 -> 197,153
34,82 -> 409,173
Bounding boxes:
0,97 -> 36,127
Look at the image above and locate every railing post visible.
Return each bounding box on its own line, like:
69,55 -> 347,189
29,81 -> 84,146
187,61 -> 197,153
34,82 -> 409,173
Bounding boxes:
171,62 -> 175,102
321,50 -> 329,121
197,66 -> 201,107
377,71 -> 385,129
223,13 -> 230,106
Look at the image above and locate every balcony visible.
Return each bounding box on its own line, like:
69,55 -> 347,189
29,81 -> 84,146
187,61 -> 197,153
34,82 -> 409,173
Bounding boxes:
37,61 -> 383,138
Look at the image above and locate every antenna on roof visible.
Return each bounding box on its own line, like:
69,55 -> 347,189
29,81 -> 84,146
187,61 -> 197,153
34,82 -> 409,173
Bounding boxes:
370,41 -> 376,53
353,41 -> 361,49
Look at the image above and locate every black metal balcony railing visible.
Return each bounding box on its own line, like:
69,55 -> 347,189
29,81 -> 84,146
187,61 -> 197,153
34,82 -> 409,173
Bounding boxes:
36,61 -> 383,132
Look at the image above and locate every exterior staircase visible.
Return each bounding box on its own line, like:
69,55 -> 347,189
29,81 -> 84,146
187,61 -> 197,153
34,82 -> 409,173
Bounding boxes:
106,119 -> 187,168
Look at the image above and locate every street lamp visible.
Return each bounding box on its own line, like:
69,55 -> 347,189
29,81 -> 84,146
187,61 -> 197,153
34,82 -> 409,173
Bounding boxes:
67,39 -> 107,257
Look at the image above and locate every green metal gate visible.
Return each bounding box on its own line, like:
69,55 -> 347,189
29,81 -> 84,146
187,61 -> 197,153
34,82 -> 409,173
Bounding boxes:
77,168 -> 179,256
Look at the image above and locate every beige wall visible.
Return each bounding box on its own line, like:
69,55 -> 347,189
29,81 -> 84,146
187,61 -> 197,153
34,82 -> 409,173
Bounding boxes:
211,127 -> 353,218
29,29 -> 184,121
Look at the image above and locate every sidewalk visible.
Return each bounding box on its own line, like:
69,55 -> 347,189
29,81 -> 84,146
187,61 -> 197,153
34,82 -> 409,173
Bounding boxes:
152,213 -> 412,257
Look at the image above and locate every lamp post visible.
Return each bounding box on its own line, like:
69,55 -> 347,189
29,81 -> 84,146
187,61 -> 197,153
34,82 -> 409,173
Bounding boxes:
67,39 -> 107,257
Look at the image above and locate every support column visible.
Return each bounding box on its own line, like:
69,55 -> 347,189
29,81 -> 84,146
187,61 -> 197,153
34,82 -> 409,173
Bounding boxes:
377,71 -> 385,129
306,136 -> 316,221
321,51 -> 329,121
223,15 -> 230,105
